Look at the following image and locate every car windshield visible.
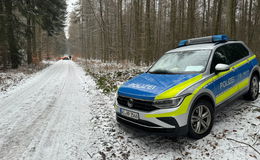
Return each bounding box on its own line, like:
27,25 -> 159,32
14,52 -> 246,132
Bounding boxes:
148,50 -> 212,74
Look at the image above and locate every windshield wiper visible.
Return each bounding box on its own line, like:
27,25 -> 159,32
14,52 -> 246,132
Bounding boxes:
148,70 -> 175,74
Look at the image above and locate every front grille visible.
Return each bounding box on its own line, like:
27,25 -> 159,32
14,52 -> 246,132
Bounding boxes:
117,96 -> 158,112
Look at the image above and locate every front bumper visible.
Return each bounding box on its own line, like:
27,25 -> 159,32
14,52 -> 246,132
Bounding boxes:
115,104 -> 189,136
116,114 -> 188,136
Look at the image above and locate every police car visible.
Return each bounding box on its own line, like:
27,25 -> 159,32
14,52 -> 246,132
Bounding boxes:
115,35 -> 260,139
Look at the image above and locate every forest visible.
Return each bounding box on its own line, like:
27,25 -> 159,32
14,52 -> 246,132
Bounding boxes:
0,0 -> 67,69
69,0 -> 260,65
0,0 -> 260,68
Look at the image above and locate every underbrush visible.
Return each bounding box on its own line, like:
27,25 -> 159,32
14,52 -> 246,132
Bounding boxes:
82,60 -> 148,94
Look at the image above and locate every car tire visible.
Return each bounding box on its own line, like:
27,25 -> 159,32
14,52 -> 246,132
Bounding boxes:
244,74 -> 259,101
188,100 -> 214,139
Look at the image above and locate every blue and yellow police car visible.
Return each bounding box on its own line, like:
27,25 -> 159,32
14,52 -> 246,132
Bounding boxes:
115,35 -> 260,139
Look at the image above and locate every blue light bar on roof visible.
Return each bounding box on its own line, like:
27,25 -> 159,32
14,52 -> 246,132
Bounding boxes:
178,40 -> 188,47
212,35 -> 229,42
178,35 -> 229,47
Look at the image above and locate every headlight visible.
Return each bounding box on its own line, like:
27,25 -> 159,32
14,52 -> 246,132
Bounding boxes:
153,94 -> 191,108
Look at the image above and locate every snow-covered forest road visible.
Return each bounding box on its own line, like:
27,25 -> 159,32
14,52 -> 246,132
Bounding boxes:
0,61 -> 259,160
0,61 -> 96,159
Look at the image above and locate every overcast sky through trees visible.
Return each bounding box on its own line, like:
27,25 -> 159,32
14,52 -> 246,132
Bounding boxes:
65,0 -> 78,39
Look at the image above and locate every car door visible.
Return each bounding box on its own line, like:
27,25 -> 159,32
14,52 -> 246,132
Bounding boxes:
223,43 -> 251,91
207,44 -> 240,105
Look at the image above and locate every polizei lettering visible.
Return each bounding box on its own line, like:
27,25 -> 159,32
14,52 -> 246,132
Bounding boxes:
220,77 -> 235,89
127,83 -> 157,90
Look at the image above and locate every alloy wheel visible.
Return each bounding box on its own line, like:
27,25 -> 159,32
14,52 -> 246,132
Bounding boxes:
191,105 -> 212,134
251,76 -> 259,99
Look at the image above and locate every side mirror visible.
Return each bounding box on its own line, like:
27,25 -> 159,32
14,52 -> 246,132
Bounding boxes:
215,64 -> 230,73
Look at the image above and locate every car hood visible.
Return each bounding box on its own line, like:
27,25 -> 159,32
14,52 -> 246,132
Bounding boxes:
118,73 -> 199,101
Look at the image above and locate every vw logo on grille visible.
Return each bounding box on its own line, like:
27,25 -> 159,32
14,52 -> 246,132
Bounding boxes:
127,99 -> 134,108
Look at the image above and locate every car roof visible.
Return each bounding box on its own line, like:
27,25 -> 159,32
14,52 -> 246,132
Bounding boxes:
166,43 -> 216,53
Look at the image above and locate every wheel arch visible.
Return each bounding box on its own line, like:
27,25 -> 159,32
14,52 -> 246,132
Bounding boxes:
191,92 -> 216,111
252,69 -> 260,79
250,66 -> 260,79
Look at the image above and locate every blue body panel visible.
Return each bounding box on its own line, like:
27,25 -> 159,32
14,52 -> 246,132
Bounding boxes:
251,58 -> 259,66
206,58 -> 257,96
118,73 -> 199,100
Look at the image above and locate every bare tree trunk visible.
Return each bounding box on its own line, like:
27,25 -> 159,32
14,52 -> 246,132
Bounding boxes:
212,0 -> 218,34
170,0 -> 176,48
155,0 -> 162,58
145,0 -> 151,64
202,0 -> 206,36
247,0 -> 253,44
214,0 -> 223,34
32,18 -> 36,63
206,0 -> 211,35
99,0 -> 105,62
37,26 -> 42,61
227,0 -> 237,38
26,0 -> 32,64
0,0 -> 7,69
178,0 -> 185,39
133,0 -> 142,65
239,0 -> 247,41
150,0 -> 156,61
5,0 -> 19,68
46,35 -> 49,59
187,0 -> 196,38
117,0 -> 124,62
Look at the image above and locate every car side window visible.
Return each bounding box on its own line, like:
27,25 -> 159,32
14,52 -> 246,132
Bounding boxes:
224,43 -> 249,64
210,46 -> 229,73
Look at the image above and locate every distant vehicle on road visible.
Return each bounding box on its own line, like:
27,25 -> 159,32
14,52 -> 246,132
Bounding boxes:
62,56 -> 70,60
114,35 -> 260,139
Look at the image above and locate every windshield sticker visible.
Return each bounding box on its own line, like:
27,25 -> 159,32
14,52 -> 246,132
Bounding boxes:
185,66 -> 204,72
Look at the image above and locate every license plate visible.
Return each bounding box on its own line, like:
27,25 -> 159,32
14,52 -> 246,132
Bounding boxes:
120,108 -> 139,120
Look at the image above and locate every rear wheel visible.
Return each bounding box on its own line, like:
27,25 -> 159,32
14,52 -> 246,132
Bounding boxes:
188,100 -> 214,139
244,74 -> 259,101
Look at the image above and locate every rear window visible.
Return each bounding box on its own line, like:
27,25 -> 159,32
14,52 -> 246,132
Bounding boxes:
224,43 -> 249,64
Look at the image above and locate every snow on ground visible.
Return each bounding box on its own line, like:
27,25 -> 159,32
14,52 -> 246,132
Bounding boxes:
0,61 -> 97,160
0,62 -> 50,93
0,72 -> 27,92
0,60 -> 259,160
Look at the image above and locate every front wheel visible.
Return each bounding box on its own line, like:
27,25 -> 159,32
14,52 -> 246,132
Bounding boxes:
244,75 -> 259,101
188,100 -> 214,139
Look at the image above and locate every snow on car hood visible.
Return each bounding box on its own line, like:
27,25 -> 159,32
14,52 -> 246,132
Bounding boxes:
118,73 -> 199,100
